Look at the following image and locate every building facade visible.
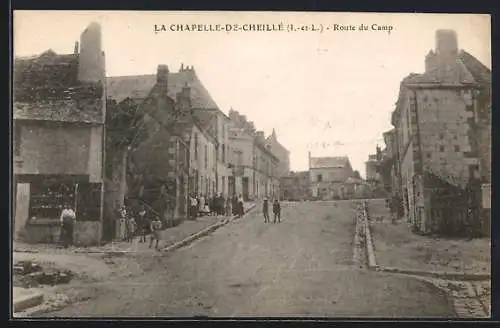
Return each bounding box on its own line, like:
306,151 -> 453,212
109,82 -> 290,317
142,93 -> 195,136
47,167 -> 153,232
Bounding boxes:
13,23 -> 106,245
388,30 -> 491,236
107,64 -> 219,221
308,153 -> 356,200
227,109 -> 280,200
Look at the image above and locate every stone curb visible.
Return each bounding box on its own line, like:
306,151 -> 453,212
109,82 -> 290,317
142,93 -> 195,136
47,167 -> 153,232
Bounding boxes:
378,266 -> 491,281
362,200 -> 490,281
362,201 -> 378,269
13,289 -> 44,313
14,205 -> 258,256
162,203 -> 257,252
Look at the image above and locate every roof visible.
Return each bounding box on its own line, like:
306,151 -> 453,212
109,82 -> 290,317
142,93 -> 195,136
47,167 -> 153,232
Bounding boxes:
309,156 -> 350,169
106,68 -> 219,109
391,49 -> 489,126
13,51 -> 104,123
14,98 -> 104,123
458,50 -> 491,85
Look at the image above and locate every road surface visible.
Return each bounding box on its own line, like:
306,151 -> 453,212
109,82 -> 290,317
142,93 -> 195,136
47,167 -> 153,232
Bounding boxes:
41,200 -> 457,318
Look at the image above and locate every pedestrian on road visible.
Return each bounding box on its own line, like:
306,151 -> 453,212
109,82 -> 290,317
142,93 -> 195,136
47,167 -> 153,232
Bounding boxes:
218,193 -> 225,216
149,216 -> 162,250
125,213 -> 137,243
210,194 -> 217,216
263,197 -> 270,223
273,199 -> 281,223
225,196 -> 232,217
189,194 -> 198,220
198,194 -> 206,216
59,202 -> 76,248
138,207 -> 149,243
232,194 -> 238,215
238,194 -> 244,217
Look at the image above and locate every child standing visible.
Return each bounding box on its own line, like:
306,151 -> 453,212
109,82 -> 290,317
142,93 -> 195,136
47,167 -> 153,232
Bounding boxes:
149,216 -> 162,250
273,199 -> 281,223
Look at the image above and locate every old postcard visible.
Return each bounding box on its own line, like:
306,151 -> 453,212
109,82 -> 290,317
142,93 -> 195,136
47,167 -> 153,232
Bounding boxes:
12,11 -> 491,318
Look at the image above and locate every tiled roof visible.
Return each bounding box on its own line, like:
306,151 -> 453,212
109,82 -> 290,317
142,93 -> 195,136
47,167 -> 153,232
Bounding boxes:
106,69 -> 219,109
14,99 -> 103,123
458,50 -> 491,85
309,156 -> 350,169
13,51 -> 104,123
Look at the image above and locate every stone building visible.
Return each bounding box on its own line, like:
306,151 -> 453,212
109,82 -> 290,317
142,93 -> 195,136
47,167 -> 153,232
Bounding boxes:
308,153 -> 356,200
389,30 -> 491,236
106,64 -> 220,221
227,109 -> 280,200
266,129 -> 290,177
280,171 -> 310,201
13,22 -> 106,245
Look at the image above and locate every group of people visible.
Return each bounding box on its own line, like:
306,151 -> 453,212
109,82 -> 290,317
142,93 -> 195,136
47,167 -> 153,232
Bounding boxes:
262,197 -> 281,223
189,193 -> 245,219
116,205 -> 163,249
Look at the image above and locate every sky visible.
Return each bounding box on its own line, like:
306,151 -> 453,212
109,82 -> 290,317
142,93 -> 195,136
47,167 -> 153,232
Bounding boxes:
13,11 -> 491,177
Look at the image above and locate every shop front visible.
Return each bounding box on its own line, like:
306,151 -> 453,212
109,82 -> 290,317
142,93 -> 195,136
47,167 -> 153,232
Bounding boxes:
14,174 -> 103,246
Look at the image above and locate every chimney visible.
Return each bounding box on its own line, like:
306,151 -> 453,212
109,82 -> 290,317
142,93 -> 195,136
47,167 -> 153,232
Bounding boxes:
78,22 -> 105,83
425,50 -> 437,73
74,41 -> 79,54
435,29 -> 458,57
157,64 -> 169,88
176,82 -> 191,112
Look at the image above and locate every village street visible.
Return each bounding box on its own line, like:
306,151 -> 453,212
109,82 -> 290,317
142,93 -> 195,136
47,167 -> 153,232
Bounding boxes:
39,200 -> 456,318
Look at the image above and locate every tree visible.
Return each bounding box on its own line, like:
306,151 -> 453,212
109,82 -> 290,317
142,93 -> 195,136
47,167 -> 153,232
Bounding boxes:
103,97 -> 147,241
353,170 -> 361,180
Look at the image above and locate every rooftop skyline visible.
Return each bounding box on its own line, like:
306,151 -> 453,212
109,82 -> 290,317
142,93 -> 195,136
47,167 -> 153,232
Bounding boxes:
14,11 -> 491,177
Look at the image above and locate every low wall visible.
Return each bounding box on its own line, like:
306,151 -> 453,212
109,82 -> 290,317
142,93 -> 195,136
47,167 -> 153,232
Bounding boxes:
19,220 -> 101,246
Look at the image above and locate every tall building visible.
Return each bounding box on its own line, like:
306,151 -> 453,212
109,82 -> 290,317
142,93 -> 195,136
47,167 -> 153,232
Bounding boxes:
266,129 -> 290,177
388,30 -> 491,236
13,23 -> 106,245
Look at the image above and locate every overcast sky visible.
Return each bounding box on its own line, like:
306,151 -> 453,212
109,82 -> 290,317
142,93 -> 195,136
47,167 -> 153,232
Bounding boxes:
14,11 -> 491,177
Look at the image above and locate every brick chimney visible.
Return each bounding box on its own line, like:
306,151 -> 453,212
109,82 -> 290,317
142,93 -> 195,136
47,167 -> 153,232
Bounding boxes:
176,82 -> 191,111
157,64 -> 169,89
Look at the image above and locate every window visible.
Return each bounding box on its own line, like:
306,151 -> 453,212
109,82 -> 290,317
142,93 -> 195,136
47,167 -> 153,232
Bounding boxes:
454,145 -> 460,152
221,143 -> 225,163
14,123 -> 21,156
194,133 -> 198,160
439,145 -> 445,152
317,174 -> 323,182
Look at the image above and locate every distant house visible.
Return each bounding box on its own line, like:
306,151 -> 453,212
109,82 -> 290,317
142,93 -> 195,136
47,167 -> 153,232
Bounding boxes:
13,23 -> 106,245
280,171 -> 309,201
308,154 -> 355,200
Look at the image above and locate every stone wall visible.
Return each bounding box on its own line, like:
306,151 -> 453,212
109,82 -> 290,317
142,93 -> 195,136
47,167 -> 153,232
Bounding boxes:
14,122 -> 92,176
416,88 -> 478,188
20,220 -> 101,246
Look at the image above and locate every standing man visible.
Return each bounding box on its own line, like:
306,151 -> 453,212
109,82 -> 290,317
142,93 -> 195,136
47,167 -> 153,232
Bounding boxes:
273,198 -> 281,223
60,202 -> 76,248
263,197 -> 270,223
